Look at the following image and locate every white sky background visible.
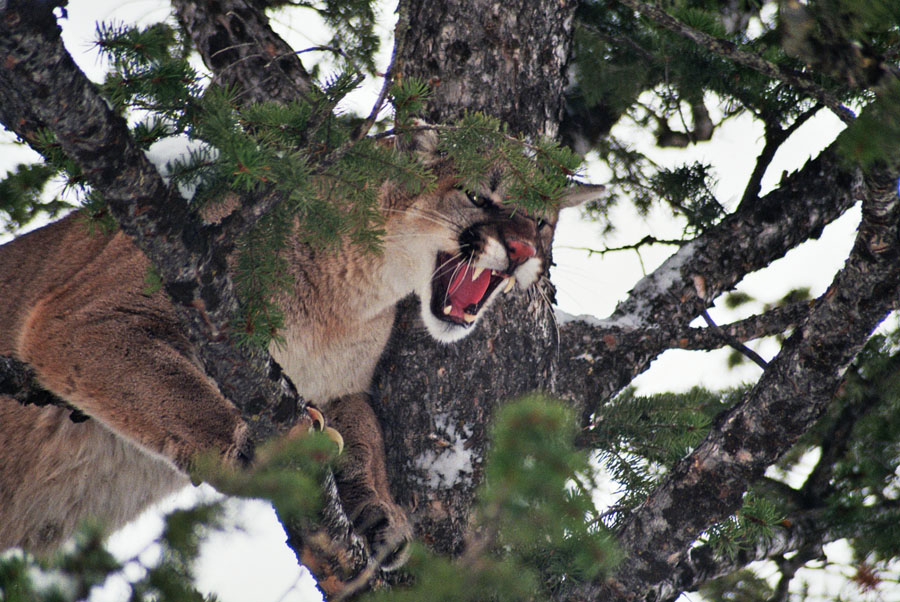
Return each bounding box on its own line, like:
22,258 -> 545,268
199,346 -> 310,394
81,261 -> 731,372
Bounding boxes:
1,0 -> 897,600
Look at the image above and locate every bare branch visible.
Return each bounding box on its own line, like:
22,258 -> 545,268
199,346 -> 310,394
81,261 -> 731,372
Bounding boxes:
615,0 -> 855,123
351,0 -> 412,142
558,235 -> 685,257
556,143 -> 862,419
675,301 -> 809,352
700,309 -> 769,370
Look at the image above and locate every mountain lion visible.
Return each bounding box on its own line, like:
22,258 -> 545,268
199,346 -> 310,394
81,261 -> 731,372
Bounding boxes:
0,129 -> 596,566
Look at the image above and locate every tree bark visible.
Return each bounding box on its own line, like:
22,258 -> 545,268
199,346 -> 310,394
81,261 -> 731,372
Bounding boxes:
369,0 -> 578,557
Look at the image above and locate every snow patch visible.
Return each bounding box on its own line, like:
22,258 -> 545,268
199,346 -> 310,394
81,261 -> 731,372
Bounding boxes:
613,240 -> 698,327
145,136 -> 214,201
554,308 -> 630,330
415,415 -> 476,488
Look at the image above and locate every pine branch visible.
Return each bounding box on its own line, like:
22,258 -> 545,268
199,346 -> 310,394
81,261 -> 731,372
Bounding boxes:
573,162 -> 900,602
615,0 -> 856,123
799,357 -> 900,503
673,507 -> 829,595
171,0 -> 314,107
673,498 -> 900,597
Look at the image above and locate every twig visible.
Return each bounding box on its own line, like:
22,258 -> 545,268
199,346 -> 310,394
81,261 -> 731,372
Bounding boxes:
351,0 -> 412,142
558,235 -> 686,257
700,309 -> 769,369
616,0 -> 855,123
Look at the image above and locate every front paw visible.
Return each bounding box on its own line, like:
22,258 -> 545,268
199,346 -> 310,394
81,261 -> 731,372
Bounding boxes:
352,500 -> 413,571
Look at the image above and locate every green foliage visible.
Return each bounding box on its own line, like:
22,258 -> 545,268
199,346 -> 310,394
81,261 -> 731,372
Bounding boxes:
194,431 -> 338,526
593,386 -> 736,525
0,431 -> 339,602
570,0 -> 879,232
837,79 -> 900,170
699,568 -> 775,602
723,290 -> 754,309
0,515 -> 217,602
481,396 -> 619,585
95,22 -> 199,133
365,396 -> 618,601
437,113 -> 583,216
390,78 -> 433,126
822,333 -> 900,561
703,493 -> 783,559
2,399 -> 615,602
275,0 -> 381,76
650,162 -> 723,233
0,162 -> 71,234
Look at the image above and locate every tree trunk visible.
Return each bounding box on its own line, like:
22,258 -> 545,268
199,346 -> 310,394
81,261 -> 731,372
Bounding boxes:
369,0 -> 577,557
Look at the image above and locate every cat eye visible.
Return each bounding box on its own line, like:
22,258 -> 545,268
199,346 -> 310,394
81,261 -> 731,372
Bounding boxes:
466,191 -> 492,208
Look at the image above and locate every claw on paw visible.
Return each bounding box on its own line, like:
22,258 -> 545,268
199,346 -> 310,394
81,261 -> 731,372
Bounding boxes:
306,405 -> 326,431
324,426 -> 344,454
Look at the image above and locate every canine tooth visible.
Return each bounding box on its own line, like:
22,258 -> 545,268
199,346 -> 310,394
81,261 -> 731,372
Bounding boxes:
443,305 -> 453,315
472,266 -> 485,280
503,276 -> 516,293
463,313 -> 477,323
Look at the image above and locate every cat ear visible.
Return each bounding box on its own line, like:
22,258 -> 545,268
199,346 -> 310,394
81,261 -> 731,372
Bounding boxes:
389,119 -> 440,164
559,182 -> 605,209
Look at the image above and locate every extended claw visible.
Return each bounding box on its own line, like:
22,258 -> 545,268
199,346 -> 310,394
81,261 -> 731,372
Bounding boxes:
306,405 -> 326,431
324,426 -> 344,454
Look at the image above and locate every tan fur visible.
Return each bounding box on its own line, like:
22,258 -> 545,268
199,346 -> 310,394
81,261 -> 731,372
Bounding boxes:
0,146 -> 592,558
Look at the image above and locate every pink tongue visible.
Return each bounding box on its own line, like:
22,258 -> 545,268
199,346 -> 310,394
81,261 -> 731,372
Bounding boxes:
447,265 -> 491,319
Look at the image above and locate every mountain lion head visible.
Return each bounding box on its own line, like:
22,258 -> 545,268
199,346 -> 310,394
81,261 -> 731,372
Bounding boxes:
375,127 -> 600,343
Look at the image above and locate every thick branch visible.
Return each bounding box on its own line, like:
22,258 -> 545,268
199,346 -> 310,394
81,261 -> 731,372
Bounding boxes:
171,0 -> 313,106
576,166 -> 900,602
615,0 -> 854,123
556,144 -> 862,419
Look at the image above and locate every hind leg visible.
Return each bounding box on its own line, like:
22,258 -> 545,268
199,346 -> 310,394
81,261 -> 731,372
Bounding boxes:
17,295 -> 250,471
0,396 -> 187,552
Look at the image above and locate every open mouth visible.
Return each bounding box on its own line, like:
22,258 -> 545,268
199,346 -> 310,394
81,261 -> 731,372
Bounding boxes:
430,252 -> 514,326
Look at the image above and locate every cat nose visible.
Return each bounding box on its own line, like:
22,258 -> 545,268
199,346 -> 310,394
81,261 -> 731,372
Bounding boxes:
507,239 -> 536,262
